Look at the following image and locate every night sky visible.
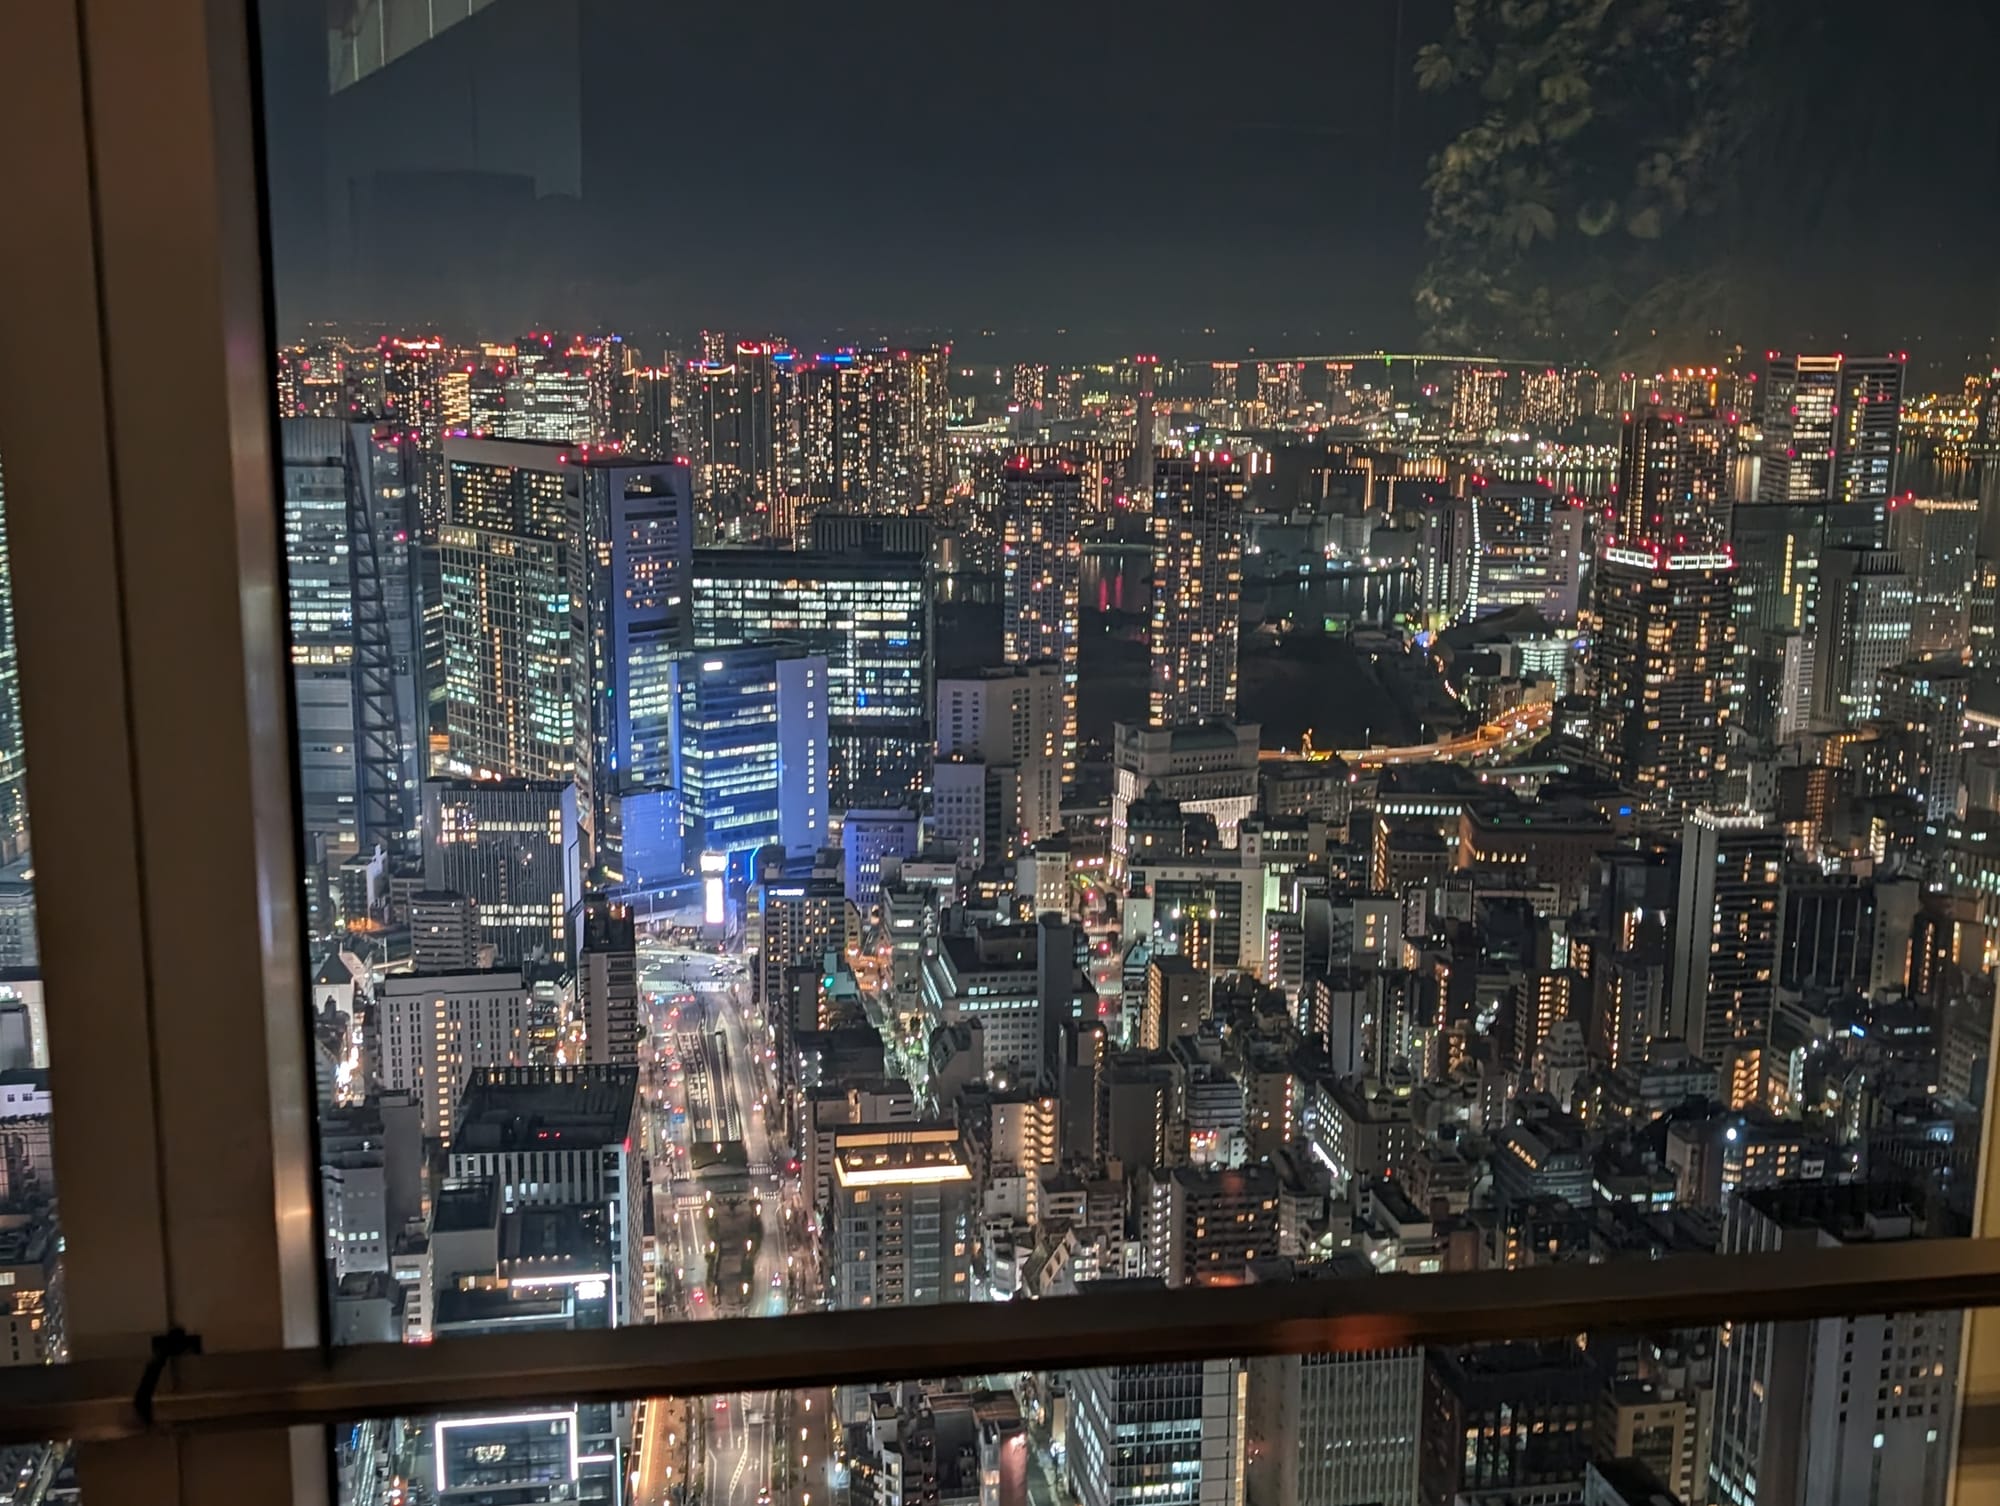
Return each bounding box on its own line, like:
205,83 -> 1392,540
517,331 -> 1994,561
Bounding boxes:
261,0 -> 2000,369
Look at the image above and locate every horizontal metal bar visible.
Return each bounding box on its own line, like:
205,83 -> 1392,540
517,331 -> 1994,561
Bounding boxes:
9,1239 -> 2000,1445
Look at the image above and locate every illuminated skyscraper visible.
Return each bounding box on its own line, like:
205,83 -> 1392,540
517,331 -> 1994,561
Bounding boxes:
692,549 -> 931,809
1888,494 -> 1980,652
420,778 -> 581,966
1812,545 -> 1914,727
1759,353 -> 1903,534
1877,659 -> 1973,817
935,664 -> 1065,864
603,459 -> 696,800
436,437 -> 689,874
1132,356 -> 1158,501
1000,457 -> 1082,783
670,642 -> 828,876
1670,810 -> 1783,1080
1588,545 -> 1736,819
1729,502 -> 1829,742
1615,403 -> 1730,546
282,421 -> 360,863
793,346 -> 951,524
282,420 -> 420,881
486,332 -> 599,443
1458,482 -> 1588,623
1413,493 -> 1477,627
1710,1184 -> 1959,1506
615,364 -> 674,460
1070,1329 -> 1246,1506
676,344 -> 786,530
1832,356 -> 1905,519
1148,453 -> 1245,728
378,334 -> 447,529
435,521 -> 574,783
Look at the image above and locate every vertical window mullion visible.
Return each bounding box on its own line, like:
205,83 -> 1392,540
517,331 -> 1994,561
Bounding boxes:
0,0 -> 327,1500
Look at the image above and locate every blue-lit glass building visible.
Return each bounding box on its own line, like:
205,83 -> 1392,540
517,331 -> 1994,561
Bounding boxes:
604,460 -> 695,799
670,642 -> 829,895
690,549 -> 930,810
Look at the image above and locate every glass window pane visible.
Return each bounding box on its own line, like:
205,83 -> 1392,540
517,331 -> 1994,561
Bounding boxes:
250,0 -> 1997,1452
347,1292 -> 1979,1506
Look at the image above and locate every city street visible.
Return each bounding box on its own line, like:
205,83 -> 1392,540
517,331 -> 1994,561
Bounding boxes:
634,943 -> 805,1506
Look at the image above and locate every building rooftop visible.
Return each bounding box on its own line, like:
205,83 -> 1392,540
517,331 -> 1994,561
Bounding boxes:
453,1065 -> 639,1154
832,1125 -> 971,1190
433,1181 -> 501,1235
498,1206 -> 609,1281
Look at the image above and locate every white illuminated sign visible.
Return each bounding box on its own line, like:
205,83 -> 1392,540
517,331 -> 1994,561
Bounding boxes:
434,1409 -> 579,1493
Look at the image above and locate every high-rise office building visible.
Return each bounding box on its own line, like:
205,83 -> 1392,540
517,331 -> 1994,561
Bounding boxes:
1710,1183 -> 1958,1506
753,855 -> 851,1134
616,363 -> 674,460
1000,457 -> 1083,785
603,458 -> 695,803
691,549 -> 930,810
437,436 -> 689,875
1248,1339 -> 1423,1506
1757,353 -> 1843,505
1615,403 -> 1731,546
408,889 -> 479,970
434,521 -> 575,783
435,436 -> 589,857
282,421 -> 359,863
841,808 -> 920,909
282,419 -> 421,872
1132,357 -> 1159,503
578,897 -> 638,1067
1419,1344 -> 1600,1506
671,643 -> 829,880
1070,1333 -> 1246,1506
1142,1164 -> 1280,1287
375,969 -> 529,1143
1413,492 -> 1478,627
1149,453 -> 1245,728
1777,875 -> 1878,995
1466,483 -> 1590,622
1832,356 -> 1905,521
378,334 -> 448,529
934,664 -> 1065,865
825,1124 -> 973,1308
1588,546 -> 1736,819
448,1065 -> 644,1329
421,778 -> 581,965
1759,354 -> 1903,534
1729,502 -> 1835,742
1877,660 -> 1973,818
1813,546 -> 1914,727
1670,811 -> 1783,1086
1888,495 -> 1979,653
482,332 -> 599,444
